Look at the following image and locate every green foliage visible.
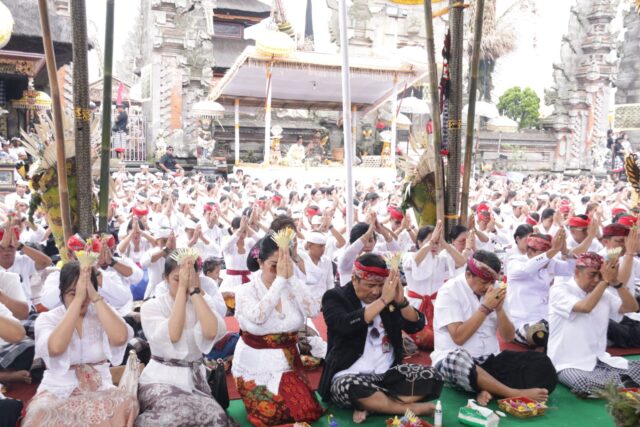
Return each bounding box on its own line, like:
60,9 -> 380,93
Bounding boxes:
497,86 -> 541,129
599,382 -> 640,427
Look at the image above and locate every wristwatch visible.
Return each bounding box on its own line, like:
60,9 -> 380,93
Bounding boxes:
611,282 -> 624,289
394,298 -> 410,309
109,258 -> 118,267
16,242 -> 24,251
189,288 -> 202,297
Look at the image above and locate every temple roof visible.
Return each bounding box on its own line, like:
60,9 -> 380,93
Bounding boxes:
2,0 -> 74,65
211,46 -> 426,113
215,0 -> 271,16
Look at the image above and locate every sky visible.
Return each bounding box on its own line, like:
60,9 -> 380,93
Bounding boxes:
82,0 -> 623,115
86,0 -> 140,82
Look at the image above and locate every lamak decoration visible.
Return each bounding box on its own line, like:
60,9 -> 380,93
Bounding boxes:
19,112 -> 102,259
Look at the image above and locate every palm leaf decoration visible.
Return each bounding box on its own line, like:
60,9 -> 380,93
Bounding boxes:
384,252 -> 403,270
271,228 -> 296,249
76,250 -> 99,268
170,248 -> 200,265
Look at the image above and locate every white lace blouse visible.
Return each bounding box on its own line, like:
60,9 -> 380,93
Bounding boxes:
34,304 -> 133,399
138,292 -> 226,393
231,274 -> 320,394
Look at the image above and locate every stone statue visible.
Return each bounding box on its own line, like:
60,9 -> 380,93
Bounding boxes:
196,117 -> 216,164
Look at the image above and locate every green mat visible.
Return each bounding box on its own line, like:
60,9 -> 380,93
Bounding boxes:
227,356 -> 640,427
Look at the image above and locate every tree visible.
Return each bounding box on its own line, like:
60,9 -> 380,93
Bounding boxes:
467,0 -> 536,102
497,86 -> 540,129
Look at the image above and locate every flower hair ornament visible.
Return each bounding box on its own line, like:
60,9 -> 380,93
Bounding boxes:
250,246 -> 260,260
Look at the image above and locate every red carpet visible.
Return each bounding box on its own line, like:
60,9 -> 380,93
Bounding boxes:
8,316 -> 640,405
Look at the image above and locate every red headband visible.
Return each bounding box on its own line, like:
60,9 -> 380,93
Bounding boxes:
603,223 -> 630,238
388,206 -> 404,221
272,195 -> 283,204
618,215 -> 638,228
526,215 -> 538,226
132,207 -> 149,217
476,203 -> 490,214
568,217 -> 590,228
612,208 -> 627,217
306,207 -> 319,218
353,260 -> 389,282
559,205 -> 571,214
527,235 -> 552,252
467,257 -> 500,281
576,252 -> 604,269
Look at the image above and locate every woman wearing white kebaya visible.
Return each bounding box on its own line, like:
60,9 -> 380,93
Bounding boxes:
136,254 -> 233,427
23,262 -> 137,427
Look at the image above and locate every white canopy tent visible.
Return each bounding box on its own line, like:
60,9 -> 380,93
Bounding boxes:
211,46 -> 426,229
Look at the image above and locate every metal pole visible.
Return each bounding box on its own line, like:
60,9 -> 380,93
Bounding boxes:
339,0 -> 354,232
352,106 -> 358,159
37,0 -> 73,242
98,0 -> 115,233
234,98 -> 240,165
460,0 -> 485,224
263,65 -> 273,166
391,74 -> 398,167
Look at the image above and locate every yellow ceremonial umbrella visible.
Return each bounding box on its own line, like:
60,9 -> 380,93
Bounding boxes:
256,30 -> 295,58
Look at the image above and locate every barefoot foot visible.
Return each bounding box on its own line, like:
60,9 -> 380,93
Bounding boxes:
0,370 -> 31,384
409,402 -> 436,416
477,390 -> 493,406
352,409 -> 368,424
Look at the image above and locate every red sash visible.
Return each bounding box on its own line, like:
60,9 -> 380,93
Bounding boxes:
226,269 -> 250,284
407,290 -> 438,323
240,331 -> 303,372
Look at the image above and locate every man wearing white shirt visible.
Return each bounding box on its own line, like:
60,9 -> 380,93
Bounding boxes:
566,215 -> 603,253
507,231 -> 575,348
301,232 -> 334,304
548,252 -> 640,396
432,250 -> 557,406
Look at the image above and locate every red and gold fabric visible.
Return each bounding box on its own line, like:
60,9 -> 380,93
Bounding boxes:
237,332 -> 324,426
407,290 -> 438,350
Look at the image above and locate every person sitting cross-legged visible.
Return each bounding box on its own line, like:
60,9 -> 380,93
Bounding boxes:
548,252 -> 640,397
431,250 -> 558,406
319,253 -> 444,424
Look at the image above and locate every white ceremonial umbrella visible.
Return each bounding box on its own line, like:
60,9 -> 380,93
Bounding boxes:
463,101 -> 499,119
487,116 -> 518,132
399,96 -> 431,115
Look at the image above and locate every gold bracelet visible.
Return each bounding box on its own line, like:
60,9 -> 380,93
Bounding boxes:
91,294 -> 104,304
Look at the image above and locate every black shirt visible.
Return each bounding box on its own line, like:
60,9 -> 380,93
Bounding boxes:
160,153 -> 177,171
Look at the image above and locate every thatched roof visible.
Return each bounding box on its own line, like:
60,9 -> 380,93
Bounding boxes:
2,0 -> 73,64
215,0 -> 271,16
5,0 -> 72,43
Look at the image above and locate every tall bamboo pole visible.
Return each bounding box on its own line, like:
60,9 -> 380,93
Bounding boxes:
445,0 -> 465,234
460,0 -> 485,224
37,0 -> 72,242
423,1 -> 445,222
70,0 -> 93,235
98,0 -> 115,233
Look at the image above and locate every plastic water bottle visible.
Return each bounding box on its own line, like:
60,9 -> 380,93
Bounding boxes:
434,400 -> 443,427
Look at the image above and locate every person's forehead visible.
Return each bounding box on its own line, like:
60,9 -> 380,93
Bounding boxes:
355,277 -> 384,287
